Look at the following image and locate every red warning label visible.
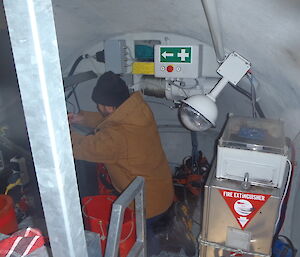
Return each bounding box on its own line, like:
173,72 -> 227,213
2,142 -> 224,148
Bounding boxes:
219,190 -> 271,230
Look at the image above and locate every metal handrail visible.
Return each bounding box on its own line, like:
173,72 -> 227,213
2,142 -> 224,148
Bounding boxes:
105,176 -> 146,257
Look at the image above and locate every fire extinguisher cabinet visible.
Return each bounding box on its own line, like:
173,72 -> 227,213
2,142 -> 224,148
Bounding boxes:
199,162 -> 281,257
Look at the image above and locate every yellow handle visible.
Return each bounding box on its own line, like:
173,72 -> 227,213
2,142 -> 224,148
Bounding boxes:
5,178 -> 22,195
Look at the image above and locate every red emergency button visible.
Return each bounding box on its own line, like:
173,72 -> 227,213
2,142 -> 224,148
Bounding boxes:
167,65 -> 174,72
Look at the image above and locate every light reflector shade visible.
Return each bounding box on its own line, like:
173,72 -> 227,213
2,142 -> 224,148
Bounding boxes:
178,95 -> 218,131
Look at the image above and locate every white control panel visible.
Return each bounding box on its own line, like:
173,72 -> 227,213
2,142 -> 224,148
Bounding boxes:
154,45 -> 202,78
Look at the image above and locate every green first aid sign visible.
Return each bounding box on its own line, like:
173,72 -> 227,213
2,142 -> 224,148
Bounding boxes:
160,47 -> 192,63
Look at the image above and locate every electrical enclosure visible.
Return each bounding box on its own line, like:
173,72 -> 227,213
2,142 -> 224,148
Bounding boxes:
104,39 -> 127,74
216,116 -> 287,188
217,52 -> 251,85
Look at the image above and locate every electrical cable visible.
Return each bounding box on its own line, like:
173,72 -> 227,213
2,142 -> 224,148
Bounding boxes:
66,100 -> 76,113
146,100 -> 175,109
251,72 -> 261,89
88,57 -> 101,74
247,72 -> 265,118
170,79 -> 199,90
231,71 -> 265,118
293,130 -> 300,143
65,54 -> 90,112
231,84 -> 265,118
68,55 -> 87,77
125,46 -> 136,62
275,138 -> 295,236
247,72 -> 257,117
254,101 -> 266,118
168,80 -> 188,97
276,235 -> 297,257
191,218 -> 201,227
72,84 -> 81,113
232,83 -> 251,98
191,131 -> 199,168
252,88 -> 257,117
66,84 -> 79,100
168,79 -> 200,90
124,62 -> 133,73
251,85 -> 256,118
248,73 -> 257,118
274,159 -> 292,234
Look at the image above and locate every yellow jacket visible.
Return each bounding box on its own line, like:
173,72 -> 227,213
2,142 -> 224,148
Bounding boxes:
71,92 -> 174,218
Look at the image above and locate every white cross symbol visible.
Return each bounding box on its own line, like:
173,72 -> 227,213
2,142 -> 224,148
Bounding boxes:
177,49 -> 190,61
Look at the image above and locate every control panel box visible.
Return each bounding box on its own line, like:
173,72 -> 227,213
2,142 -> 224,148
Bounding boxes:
104,39 -> 127,74
216,116 -> 288,188
154,45 -> 202,78
217,52 -> 251,85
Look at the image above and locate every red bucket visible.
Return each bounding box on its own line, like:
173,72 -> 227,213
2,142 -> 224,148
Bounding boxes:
82,195 -> 136,257
0,195 -> 18,235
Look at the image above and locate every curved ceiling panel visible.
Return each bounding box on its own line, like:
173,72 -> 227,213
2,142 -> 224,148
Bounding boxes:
51,0 -> 300,137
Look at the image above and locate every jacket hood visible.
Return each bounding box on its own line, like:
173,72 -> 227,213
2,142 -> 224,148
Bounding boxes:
98,92 -> 155,128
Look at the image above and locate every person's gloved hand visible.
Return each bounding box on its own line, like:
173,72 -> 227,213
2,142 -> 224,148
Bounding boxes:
68,112 -> 84,124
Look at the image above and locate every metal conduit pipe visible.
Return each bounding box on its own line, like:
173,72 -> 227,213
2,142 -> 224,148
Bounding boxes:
141,76 -> 166,98
138,76 -> 219,99
201,0 -> 226,63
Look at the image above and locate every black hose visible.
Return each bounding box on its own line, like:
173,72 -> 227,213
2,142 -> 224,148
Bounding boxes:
68,55 -> 85,77
232,84 -> 251,98
251,80 -> 257,118
272,235 -> 297,257
190,131 -> 199,168
65,85 -> 77,100
255,102 -> 265,118
72,84 -> 81,112
65,55 -> 87,112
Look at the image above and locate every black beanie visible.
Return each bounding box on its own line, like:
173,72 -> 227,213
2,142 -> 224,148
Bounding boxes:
91,71 -> 130,107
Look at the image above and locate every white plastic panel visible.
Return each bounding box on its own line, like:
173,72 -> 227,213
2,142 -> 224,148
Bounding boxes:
216,146 -> 287,188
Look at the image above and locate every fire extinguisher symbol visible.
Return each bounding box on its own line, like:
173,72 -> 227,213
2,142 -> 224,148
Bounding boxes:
234,200 -> 253,216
